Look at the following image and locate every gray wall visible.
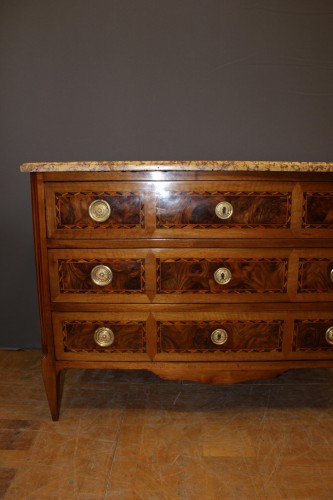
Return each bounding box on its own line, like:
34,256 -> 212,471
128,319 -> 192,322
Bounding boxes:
1,0 -> 333,348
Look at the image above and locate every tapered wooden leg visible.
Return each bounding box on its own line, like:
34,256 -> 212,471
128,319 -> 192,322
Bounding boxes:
41,354 -> 60,421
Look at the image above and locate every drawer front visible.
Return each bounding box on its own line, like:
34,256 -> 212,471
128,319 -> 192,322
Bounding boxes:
298,258 -> 333,293
58,259 -> 143,293
45,182 -> 147,238
157,257 -> 288,295
45,180 -> 333,238
303,191 -> 333,228
293,319 -> 333,352
158,320 -> 283,353
156,183 -> 292,230
53,312 -> 150,360
49,250 -> 150,303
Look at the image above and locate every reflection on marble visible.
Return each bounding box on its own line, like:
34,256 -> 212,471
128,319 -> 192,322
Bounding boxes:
20,160 -> 333,173
1,350 -> 333,499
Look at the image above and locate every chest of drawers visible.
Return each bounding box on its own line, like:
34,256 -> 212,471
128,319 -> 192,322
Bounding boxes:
21,161 -> 333,420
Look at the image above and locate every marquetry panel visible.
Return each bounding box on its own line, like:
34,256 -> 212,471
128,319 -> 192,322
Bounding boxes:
62,319 -> 146,353
302,192 -> 333,228
298,258 -> 333,293
293,319 -> 333,351
48,250 -> 154,304
55,191 -> 144,229
156,190 -> 291,229
45,182 -> 151,239
157,257 -> 288,294
157,320 -> 283,353
58,258 -> 145,294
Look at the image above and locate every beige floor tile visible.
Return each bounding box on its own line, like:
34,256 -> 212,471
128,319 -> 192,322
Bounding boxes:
2,350 -> 333,499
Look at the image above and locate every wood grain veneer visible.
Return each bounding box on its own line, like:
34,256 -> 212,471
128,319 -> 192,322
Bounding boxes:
23,163 -> 333,420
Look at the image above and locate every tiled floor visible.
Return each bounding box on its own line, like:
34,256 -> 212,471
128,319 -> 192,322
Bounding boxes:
1,351 -> 333,499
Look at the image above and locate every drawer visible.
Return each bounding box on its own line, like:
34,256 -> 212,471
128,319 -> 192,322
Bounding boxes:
45,182 -> 148,239
158,320 -> 283,352
298,257 -> 333,293
156,254 -> 288,300
44,180 -> 333,239
53,312 -> 150,360
302,190 -> 333,228
49,249 -> 151,303
293,319 -> 333,352
49,249 -> 291,304
153,311 -> 285,361
295,250 -> 333,298
154,181 -> 293,237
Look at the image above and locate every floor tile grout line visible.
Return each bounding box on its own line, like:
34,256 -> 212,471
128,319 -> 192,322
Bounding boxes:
101,405 -> 127,500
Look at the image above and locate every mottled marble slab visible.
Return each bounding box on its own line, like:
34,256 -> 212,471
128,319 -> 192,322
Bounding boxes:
20,160 -> 333,172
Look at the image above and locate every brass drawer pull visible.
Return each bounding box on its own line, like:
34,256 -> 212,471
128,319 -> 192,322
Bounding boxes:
215,201 -> 233,220
94,327 -> 115,347
91,265 -> 113,286
214,267 -> 232,285
88,199 -> 111,222
325,326 -> 333,345
211,328 -> 228,345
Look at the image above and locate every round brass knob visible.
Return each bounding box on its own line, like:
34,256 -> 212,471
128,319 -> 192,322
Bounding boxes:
215,201 -> 233,220
211,328 -> 228,345
94,327 -> 114,347
214,267 -> 232,285
325,326 -> 333,345
88,200 -> 111,222
91,265 -> 113,286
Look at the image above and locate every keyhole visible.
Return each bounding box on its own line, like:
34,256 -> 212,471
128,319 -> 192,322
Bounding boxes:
221,272 -> 225,280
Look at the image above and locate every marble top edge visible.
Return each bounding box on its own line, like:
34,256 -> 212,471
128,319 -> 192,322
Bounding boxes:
20,161 -> 333,173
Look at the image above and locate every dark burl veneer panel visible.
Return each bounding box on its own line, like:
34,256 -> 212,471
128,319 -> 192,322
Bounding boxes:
158,320 -> 283,352
62,320 -> 146,352
157,258 -> 288,293
58,259 -> 145,293
293,320 -> 333,351
298,258 -> 333,293
157,191 -> 291,228
303,193 -> 333,228
56,191 -> 144,229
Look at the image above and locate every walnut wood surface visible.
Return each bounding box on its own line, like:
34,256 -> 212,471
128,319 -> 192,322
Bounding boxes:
55,359 -> 333,384
158,320 -> 283,352
157,191 -> 291,228
158,257 -> 287,294
26,169 -> 333,420
58,258 -> 144,294
44,178 -> 333,240
56,191 -> 143,229
293,319 -> 333,351
31,175 -> 60,420
62,320 -> 146,352
303,193 -> 333,227
298,258 -> 333,293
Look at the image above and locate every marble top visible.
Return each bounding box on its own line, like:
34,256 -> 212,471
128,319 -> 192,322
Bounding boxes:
20,160 -> 333,173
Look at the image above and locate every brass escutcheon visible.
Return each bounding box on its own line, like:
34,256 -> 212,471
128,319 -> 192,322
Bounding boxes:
330,269 -> 333,283
94,327 -> 115,347
325,326 -> 333,345
214,267 -> 232,285
88,199 -> 111,222
215,201 -> 233,220
91,265 -> 113,286
211,328 -> 228,345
